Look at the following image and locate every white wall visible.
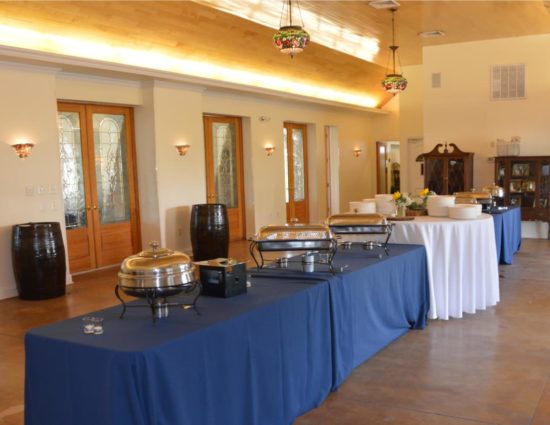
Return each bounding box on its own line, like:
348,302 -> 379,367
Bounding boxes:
423,34 -> 550,237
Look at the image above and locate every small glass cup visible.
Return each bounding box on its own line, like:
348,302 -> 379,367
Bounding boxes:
92,317 -> 104,335
82,316 -> 95,334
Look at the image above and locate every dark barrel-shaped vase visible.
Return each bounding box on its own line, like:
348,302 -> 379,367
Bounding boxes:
190,204 -> 229,261
11,222 -> 66,300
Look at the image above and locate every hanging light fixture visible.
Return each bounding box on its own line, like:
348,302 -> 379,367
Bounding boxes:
273,0 -> 310,58
381,8 -> 407,94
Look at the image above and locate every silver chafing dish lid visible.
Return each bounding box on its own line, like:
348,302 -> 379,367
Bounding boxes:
326,213 -> 387,226
118,241 -> 194,283
255,223 -> 334,241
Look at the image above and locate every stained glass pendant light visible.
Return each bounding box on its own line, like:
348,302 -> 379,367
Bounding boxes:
273,0 -> 310,58
381,8 -> 407,94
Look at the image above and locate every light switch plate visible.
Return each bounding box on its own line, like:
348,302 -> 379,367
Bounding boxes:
25,185 -> 35,196
37,184 -> 46,195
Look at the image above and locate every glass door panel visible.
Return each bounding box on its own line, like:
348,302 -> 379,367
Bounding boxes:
212,122 -> 238,208
540,161 -> 549,209
292,129 -> 305,202
425,158 -> 443,194
59,112 -> 87,229
92,113 -> 131,224
448,159 -> 465,193
284,122 -> 309,223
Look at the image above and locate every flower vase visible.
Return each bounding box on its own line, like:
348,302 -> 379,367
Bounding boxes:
396,205 -> 407,218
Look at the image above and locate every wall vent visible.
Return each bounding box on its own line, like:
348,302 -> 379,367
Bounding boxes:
431,73 -> 441,88
491,64 -> 525,100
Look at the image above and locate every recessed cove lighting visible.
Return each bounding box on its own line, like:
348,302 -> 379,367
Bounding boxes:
368,0 -> 400,10
418,30 -> 446,38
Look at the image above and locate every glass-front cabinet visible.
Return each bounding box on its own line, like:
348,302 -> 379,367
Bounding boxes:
422,143 -> 474,195
495,156 -> 550,239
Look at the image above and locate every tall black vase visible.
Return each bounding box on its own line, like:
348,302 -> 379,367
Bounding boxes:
11,222 -> 66,300
190,204 -> 229,261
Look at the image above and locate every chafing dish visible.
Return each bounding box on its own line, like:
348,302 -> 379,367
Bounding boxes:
115,242 -> 200,320
326,213 -> 393,256
454,191 -> 492,212
249,223 -> 337,270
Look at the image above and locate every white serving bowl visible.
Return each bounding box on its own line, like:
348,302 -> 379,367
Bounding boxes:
349,201 -> 376,214
375,194 -> 396,215
448,204 -> 482,220
426,195 -> 456,207
427,205 -> 450,217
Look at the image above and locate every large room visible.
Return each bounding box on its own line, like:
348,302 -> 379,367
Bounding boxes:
0,1 -> 549,424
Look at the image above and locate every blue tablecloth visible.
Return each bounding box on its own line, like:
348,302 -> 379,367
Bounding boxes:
491,206 -> 522,264
25,244 -> 429,425
25,280 -> 333,425
245,244 -> 430,389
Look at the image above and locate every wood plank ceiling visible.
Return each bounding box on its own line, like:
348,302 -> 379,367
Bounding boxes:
0,1 -> 549,109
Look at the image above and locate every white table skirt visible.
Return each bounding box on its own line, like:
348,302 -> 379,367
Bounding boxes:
389,214 -> 500,320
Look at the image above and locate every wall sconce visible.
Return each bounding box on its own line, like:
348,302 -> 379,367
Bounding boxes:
12,143 -> 34,159
353,148 -> 362,157
265,146 -> 275,156
175,144 -> 190,156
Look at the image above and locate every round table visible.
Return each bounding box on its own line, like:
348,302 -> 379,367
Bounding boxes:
389,214 -> 499,320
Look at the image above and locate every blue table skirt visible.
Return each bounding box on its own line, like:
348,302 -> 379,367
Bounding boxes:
250,244 -> 429,389
491,206 -> 522,264
26,280 -> 333,425
25,244 -> 429,425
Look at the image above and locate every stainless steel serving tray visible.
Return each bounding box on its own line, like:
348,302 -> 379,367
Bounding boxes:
250,224 -> 337,269
327,213 -> 392,234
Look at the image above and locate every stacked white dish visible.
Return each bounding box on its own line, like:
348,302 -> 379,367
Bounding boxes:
349,201 -> 376,214
448,204 -> 482,219
375,194 -> 396,216
427,195 -> 455,217
361,198 -> 377,213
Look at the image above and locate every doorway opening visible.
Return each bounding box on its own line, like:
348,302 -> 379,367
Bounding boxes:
376,141 -> 400,194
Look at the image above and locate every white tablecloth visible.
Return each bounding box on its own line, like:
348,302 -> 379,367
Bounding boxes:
389,214 -> 499,320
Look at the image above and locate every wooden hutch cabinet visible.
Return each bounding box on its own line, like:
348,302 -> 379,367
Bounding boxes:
495,156 -> 550,237
422,143 -> 474,195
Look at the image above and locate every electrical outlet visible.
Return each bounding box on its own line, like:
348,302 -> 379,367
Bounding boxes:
36,184 -> 46,195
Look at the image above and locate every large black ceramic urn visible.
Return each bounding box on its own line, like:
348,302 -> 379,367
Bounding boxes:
190,204 -> 229,261
11,222 -> 66,300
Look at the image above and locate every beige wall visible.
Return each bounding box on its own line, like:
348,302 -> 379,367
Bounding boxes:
0,64 -> 66,299
0,62 -> 380,299
423,34 -> 550,237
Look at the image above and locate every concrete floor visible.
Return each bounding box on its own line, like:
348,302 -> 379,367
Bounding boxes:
1,239 -> 549,425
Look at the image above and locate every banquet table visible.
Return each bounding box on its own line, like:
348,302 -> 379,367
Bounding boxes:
389,214 -> 500,320
490,206 -> 522,264
25,245 -> 429,425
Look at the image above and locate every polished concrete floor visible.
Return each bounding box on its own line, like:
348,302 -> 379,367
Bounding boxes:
1,239 -> 549,425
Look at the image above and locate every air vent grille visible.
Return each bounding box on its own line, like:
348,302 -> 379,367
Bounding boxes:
491,64 -> 525,100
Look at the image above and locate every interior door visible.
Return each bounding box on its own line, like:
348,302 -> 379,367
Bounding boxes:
284,122 -> 309,223
58,103 -> 141,273
203,115 -> 246,241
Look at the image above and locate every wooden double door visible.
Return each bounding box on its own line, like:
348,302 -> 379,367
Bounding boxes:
58,103 -> 141,273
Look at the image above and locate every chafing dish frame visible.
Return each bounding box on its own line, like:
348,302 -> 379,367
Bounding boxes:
249,225 -> 338,272
327,214 -> 394,257
115,282 -> 201,322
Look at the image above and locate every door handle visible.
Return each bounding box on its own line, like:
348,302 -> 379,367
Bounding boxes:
93,206 -> 98,210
